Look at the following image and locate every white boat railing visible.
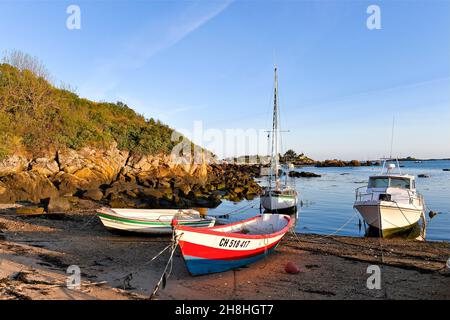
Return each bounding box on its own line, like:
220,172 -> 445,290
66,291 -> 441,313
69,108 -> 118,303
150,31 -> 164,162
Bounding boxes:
355,186 -> 373,201
355,187 -> 423,206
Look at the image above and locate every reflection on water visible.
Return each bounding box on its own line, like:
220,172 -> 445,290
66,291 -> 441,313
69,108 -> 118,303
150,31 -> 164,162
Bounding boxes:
203,160 -> 450,242
262,206 -> 298,216
365,223 -> 422,240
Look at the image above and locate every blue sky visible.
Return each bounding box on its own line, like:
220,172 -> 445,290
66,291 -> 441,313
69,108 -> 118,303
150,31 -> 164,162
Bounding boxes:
0,0 -> 449,160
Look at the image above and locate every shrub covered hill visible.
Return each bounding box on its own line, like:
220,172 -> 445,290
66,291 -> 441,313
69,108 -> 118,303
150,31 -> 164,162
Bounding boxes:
0,63 -> 179,159
0,59 -> 261,211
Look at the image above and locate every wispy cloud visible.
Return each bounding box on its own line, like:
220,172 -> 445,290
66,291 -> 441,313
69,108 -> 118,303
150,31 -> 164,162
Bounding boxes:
114,92 -> 206,124
79,0 -> 233,101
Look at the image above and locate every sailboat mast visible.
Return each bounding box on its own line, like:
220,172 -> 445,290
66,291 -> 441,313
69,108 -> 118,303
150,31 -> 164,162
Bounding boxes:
390,115 -> 395,159
271,66 -> 279,185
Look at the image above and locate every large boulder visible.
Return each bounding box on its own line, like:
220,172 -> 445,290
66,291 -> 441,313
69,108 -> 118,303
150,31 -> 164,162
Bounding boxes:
135,172 -> 156,187
349,160 -> 361,167
46,196 -> 72,213
128,154 -> 156,172
0,155 -> 29,177
179,183 -> 191,196
108,193 -> 143,208
139,187 -> 167,200
288,171 -> 321,178
52,172 -> 88,196
108,198 -> 129,208
29,157 -> 59,177
0,172 -> 58,203
57,143 -> 129,186
123,154 -> 160,177
316,159 -> 346,167
104,181 -> 140,199
0,181 -> 15,203
82,189 -> 104,201
75,199 -> 100,210
316,159 -> 364,167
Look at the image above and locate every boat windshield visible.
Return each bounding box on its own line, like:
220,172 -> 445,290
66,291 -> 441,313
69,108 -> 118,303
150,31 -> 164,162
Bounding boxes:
368,177 -> 411,189
389,177 -> 411,189
368,177 -> 389,188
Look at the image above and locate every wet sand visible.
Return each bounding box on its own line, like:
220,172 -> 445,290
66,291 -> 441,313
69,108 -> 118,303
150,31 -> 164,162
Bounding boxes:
0,208 -> 449,300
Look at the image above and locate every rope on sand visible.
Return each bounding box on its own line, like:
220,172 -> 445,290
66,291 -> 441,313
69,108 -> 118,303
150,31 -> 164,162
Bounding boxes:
117,237 -> 178,290
149,231 -> 181,300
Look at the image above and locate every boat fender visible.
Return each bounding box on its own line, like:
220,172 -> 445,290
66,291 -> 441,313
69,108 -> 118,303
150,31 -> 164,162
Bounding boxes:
284,261 -> 300,274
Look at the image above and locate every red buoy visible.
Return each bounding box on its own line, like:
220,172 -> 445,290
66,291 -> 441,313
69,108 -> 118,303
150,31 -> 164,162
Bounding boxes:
285,261 -> 300,274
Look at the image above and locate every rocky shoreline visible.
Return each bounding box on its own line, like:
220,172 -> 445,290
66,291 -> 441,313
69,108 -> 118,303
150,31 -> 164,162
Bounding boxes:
0,145 -> 261,213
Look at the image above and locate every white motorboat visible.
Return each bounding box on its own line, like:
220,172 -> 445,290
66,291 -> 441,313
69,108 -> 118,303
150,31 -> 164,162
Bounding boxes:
260,66 -> 298,212
353,159 -> 425,238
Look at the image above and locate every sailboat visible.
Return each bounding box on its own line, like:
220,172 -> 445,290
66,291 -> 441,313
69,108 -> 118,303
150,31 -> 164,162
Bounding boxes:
353,158 -> 426,238
260,66 -> 298,212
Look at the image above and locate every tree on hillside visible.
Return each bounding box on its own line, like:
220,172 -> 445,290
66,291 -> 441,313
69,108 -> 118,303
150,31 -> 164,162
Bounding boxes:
0,65 -> 53,119
283,149 -> 297,161
2,50 -> 50,80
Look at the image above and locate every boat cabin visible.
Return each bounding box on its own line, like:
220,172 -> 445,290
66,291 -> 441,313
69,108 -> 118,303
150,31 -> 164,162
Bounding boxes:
355,160 -> 423,206
355,174 -> 418,204
367,175 -> 416,191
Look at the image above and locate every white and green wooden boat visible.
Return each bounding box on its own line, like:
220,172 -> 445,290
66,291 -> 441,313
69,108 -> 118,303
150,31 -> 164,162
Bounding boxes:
96,208 -> 215,234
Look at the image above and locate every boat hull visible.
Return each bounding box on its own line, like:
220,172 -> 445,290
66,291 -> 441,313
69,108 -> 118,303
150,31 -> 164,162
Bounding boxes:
183,247 -> 278,275
354,201 -> 423,236
176,215 -> 292,275
260,194 -> 297,211
97,210 -> 215,234
365,222 -> 421,239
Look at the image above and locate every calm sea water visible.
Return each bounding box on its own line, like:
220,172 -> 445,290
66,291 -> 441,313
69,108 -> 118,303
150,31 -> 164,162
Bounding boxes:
206,160 -> 450,242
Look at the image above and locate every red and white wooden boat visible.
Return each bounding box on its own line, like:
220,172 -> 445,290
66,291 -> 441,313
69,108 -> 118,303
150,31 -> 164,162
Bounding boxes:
174,214 -> 293,275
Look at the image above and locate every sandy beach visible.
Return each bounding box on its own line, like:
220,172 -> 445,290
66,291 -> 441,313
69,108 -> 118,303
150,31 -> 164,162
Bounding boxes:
1,207 -> 449,300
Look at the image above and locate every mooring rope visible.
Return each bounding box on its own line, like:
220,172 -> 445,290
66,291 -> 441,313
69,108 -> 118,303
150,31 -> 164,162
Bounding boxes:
208,202 -> 257,218
289,209 -> 360,244
150,231 -> 181,300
